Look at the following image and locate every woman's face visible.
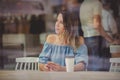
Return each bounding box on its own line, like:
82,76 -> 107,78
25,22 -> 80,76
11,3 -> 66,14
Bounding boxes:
55,13 -> 65,34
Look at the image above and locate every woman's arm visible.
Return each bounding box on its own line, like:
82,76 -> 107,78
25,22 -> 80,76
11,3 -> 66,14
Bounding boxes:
74,37 -> 88,71
39,34 -> 56,71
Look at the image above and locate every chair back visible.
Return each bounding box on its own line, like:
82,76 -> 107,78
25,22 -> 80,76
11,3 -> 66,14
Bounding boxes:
109,58 -> 120,72
15,57 -> 39,71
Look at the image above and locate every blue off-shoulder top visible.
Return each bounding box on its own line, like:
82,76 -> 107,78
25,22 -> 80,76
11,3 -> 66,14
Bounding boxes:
39,42 -> 88,66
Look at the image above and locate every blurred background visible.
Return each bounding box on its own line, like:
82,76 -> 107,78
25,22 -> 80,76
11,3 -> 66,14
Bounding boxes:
0,0 -> 120,70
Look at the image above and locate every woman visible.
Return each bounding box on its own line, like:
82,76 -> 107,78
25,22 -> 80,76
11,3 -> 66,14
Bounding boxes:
39,9 -> 88,71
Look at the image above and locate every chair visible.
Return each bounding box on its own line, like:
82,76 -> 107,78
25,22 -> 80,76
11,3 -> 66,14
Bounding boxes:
2,34 -> 26,69
110,45 -> 120,57
109,58 -> 120,72
15,57 -> 39,71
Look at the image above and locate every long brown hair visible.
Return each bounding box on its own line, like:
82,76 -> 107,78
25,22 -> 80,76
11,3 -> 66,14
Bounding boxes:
58,9 -> 81,51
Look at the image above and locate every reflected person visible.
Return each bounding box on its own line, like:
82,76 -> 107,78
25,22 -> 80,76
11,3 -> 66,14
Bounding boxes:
80,0 -> 118,71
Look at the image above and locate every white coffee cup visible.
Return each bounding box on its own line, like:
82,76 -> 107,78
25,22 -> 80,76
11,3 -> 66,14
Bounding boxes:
65,56 -> 74,72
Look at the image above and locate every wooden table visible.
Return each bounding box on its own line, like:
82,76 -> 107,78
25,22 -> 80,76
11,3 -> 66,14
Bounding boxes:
0,70 -> 120,80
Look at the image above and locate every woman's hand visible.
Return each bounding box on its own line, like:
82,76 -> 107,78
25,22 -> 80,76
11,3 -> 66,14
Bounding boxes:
42,64 -> 50,71
74,62 -> 85,71
47,62 -> 65,71
39,63 -> 50,71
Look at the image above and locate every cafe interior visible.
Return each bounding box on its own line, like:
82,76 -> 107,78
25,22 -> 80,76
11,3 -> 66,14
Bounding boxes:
0,0 -> 120,80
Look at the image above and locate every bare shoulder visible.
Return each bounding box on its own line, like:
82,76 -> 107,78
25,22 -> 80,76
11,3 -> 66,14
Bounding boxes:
46,34 -> 57,44
79,36 -> 84,45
